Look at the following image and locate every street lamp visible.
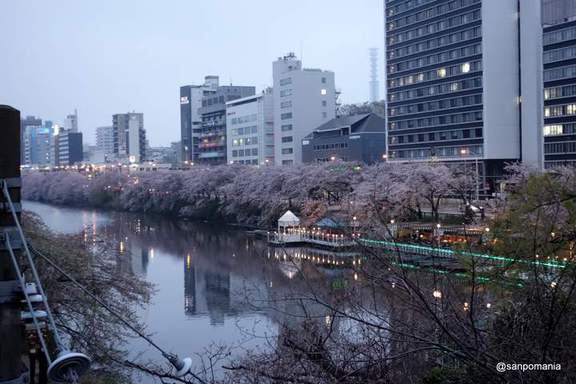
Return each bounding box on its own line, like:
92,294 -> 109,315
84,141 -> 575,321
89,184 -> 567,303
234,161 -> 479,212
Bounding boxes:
459,148 -> 480,202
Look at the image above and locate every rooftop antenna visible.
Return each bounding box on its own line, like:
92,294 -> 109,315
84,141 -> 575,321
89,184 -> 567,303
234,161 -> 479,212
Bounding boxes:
369,48 -> 380,102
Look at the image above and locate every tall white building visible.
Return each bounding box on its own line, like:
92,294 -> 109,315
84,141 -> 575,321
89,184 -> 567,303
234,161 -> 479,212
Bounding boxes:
64,109 -> 78,133
272,53 -> 337,165
96,126 -> 114,155
226,88 -> 274,166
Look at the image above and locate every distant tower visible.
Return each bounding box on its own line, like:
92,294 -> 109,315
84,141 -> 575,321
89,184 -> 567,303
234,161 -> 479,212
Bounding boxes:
64,109 -> 78,133
369,48 -> 380,102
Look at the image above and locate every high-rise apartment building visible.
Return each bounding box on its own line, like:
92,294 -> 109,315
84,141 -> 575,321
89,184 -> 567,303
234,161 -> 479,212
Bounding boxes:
112,112 -> 146,163
385,0 -> 543,189
180,76 -> 219,163
272,53 -> 337,165
197,85 -> 255,165
226,88 -> 275,166
542,1 -> 576,168
96,126 -> 114,156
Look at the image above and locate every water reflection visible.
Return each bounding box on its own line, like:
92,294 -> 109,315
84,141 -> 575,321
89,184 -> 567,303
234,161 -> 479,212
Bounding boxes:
24,201 -> 500,383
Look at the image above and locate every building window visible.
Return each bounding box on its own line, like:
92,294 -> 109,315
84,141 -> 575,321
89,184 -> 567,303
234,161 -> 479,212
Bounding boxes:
461,62 -> 470,73
282,136 -> 293,143
321,89 -> 327,95
544,125 -> 564,136
282,148 -> 293,154
281,124 -> 293,132
281,112 -> 293,120
280,89 -> 293,97
282,160 -> 294,165
322,100 -> 327,107
322,77 -> 326,84
280,78 -> 292,86
437,67 -> 446,78
281,101 -> 292,109
322,112 -> 327,118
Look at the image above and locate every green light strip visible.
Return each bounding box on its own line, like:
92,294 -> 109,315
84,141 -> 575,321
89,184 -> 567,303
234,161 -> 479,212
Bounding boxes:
390,261 -> 526,287
358,239 -> 567,269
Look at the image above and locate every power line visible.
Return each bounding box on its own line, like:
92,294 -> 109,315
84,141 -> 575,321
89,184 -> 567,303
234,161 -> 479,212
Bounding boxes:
29,245 -> 193,377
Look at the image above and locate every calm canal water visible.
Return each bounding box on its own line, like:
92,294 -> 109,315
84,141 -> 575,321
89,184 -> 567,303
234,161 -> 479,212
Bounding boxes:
23,201 -> 356,382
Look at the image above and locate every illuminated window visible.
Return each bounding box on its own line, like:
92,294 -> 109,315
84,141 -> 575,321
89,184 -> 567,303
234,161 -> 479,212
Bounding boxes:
568,104 -> 576,115
544,125 -> 563,136
461,62 -> 471,73
544,89 -> 550,100
437,68 -> 447,78
545,107 -> 550,117
321,89 -> 327,95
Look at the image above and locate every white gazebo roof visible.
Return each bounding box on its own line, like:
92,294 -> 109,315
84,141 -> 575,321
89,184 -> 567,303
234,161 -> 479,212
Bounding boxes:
278,210 -> 300,227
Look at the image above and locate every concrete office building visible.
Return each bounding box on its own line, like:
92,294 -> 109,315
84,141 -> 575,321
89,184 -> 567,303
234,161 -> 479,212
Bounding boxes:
197,84 -> 255,165
23,123 -> 52,166
96,126 -> 114,156
542,0 -> 576,168
302,113 -> 387,164
385,0 -> 543,189
180,76 -> 219,163
273,53 -> 337,165
64,109 -> 78,133
20,116 -> 43,165
543,0 -> 576,26
54,130 -> 83,166
112,112 -> 146,163
226,88 -> 274,166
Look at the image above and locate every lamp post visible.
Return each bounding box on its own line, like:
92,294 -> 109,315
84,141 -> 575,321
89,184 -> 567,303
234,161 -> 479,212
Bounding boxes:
459,148 -> 480,202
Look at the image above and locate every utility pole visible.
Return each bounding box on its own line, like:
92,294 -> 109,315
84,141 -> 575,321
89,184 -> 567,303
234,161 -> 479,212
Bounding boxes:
0,105 -> 27,383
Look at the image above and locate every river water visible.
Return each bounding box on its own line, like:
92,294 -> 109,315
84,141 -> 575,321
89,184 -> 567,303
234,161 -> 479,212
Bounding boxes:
23,201 -> 357,382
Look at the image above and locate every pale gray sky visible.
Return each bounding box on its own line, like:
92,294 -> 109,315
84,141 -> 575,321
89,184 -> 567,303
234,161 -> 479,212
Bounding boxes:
0,0 -> 383,146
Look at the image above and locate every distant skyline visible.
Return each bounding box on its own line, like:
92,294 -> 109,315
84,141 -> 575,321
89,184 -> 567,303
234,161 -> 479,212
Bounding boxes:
0,0 -> 383,147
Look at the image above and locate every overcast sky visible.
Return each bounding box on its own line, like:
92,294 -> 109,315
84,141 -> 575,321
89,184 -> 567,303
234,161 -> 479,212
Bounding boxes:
0,0 -> 383,146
